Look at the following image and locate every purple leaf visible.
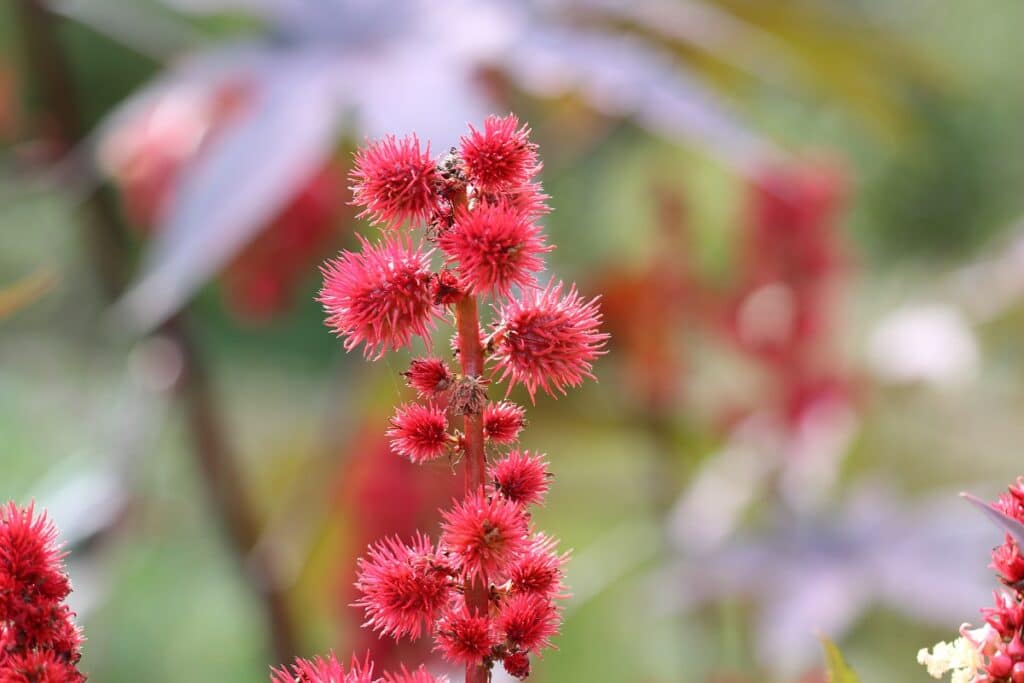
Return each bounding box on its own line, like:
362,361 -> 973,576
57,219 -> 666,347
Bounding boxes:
504,25 -> 776,170
962,491 -> 1024,547
115,56 -> 340,330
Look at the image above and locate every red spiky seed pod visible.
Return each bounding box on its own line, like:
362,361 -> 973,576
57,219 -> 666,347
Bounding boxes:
438,202 -> 549,298
353,534 -> 454,641
459,114 -> 539,194
380,666 -> 449,683
502,651 -> 531,680
507,533 -> 569,600
350,134 -> 440,229
489,450 -> 550,507
0,503 -> 71,624
270,652 -> 373,683
318,235 -> 438,360
402,358 -> 453,398
482,401 -> 526,444
497,593 -> 560,653
0,503 -> 85,682
387,403 -> 450,464
439,489 -> 529,581
0,649 -> 84,683
432,605 -> 499,667
491,280 -> 608,401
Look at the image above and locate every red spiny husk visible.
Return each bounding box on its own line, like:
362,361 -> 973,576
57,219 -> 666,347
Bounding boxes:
432,605 -> 499,667
386,403 -> 450,464
0,503 -> 84,682
318,235 -> 439,359
402,359 -> 453,399
507,533 -> 569,600
353,534 -> 454,641
482,401 -> 526,444
0,649 -> 82,683
350,134 -> 440,229
459,115 -> 539,194
496,593 -> 560,653
439,490 -> 529,582
491,280 -> 609,401
379,665 -> 448,683
502,651 -> 531,679
489,451 -> 550,507
270,652 -> 370,683
438,201 -> 549,297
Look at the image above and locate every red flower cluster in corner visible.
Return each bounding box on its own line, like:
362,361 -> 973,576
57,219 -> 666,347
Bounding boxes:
288,114 -> 605,682
0,502 -> 85,683
919,479 -> 1024,682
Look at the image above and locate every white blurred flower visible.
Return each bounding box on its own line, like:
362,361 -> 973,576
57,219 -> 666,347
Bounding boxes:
917,636 -> 982,683
868,304 -> 978,388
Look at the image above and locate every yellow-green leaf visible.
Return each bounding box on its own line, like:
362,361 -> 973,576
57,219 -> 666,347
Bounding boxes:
0,267 -> 58,320
821,636 -> 860,683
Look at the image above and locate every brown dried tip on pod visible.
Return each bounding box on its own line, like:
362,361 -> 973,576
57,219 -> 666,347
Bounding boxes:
450,374 -> 489,416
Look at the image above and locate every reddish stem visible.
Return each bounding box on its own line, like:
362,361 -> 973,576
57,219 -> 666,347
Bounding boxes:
455,294 -> 491,683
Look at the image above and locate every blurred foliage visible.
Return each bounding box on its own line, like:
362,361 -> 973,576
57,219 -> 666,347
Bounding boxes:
2,1 -> 1024,682
821,638 -> 860,683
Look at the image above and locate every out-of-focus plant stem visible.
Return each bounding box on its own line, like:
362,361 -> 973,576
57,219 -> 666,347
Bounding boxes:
14,0 -> 298,665
455,292 -> 491,683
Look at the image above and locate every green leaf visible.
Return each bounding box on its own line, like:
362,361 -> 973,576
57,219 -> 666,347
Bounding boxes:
821,637 -> 861,683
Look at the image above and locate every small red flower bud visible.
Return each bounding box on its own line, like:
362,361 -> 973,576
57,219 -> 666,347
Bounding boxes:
431,270 -> 463,306
992,536 -> 1024,586
433,605 -> 499,667
318,235 -> 438,360
459,114 -> 539,194
483,401 -> 526,444
350,134 -> 439,229
440,489 -> 529,581
489,450 -> 550,507
403,358 -> 453,398
502,651 -> 531,679
1013,661 -> 1024,683
497,593 -> 560,652
380,665 -> 449,683
270,652 -> 373,683
1010,634 -> 1024,658
387,403 -> 450,464
353,534 -> 453,641
990,652 -> 1014,677
492,280 -> 608,401
508,533 -> 569,600
438,201 -> 549,297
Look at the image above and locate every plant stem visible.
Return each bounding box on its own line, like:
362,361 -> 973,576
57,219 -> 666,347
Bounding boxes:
14,0 -> 298,664
168,316 -> 299,663
455,294 -> 490,683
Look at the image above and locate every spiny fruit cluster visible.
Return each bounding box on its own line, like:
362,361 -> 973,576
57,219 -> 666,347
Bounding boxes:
0,502 -> 85,682
274,114 -> 606,682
